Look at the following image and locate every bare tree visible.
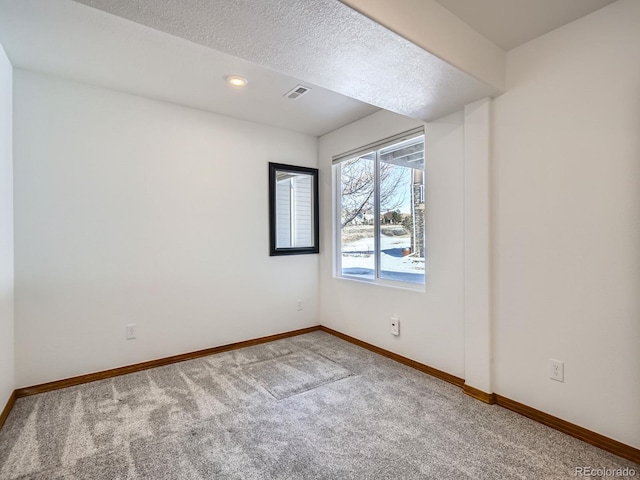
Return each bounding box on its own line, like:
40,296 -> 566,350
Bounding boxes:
340,157 -> 407,228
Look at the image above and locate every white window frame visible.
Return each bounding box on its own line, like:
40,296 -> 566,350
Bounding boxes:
332,127 -> 426,290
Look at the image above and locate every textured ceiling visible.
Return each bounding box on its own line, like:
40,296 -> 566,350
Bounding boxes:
435,0 -> 616,50
0,0 -> 379,136
0,0 -> 616,136
73,0 -> 500,121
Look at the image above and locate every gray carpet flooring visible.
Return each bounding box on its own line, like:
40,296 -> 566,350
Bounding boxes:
0,331 -> 637,479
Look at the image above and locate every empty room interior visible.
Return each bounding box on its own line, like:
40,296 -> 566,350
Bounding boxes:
0,0 -> 639,478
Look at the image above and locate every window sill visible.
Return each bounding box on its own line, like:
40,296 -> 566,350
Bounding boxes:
333,274 -> 426,293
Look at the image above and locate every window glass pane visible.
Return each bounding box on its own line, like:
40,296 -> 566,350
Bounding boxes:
378,163 -> 425,283
378,137 -> 425,284
339,152 -> 375,280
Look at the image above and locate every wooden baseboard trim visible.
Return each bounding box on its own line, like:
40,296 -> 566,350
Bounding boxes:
0,390 -> 17,431
494,394 -> 640,464
319,325 -> 465,387
463,384 -> 495,404
15,326 -> 321,398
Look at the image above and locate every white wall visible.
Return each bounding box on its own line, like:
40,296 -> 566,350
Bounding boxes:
492,0 -> 640,448
319,109 -> 465,378
13,70 -> 319,388
0,43 -> 14,406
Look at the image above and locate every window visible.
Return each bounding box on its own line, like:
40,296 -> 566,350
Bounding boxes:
333,128 -> 425,286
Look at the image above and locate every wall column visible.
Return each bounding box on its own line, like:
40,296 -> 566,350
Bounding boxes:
463,97 -> 493,401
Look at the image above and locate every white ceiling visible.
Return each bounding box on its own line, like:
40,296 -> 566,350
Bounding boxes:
435,0 -> 617,51
0,0 -> 379,136
73,0 -> 499,122
0,0 -> 618,136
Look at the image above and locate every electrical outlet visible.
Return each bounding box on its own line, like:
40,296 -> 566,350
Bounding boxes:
126,324 -> 137,340
390,316 -> 400,336
549,359 -> 564,382
297,299 -> 303,311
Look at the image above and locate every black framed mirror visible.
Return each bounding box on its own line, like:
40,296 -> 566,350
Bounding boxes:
269,162 -> 319,256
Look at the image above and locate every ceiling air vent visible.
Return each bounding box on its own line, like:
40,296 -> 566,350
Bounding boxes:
284,85 -> 311,100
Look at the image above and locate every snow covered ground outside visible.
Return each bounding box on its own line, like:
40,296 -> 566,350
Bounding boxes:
340,226 -> 425,283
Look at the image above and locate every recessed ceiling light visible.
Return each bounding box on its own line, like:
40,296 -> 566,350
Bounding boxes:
226,75 -> 248,87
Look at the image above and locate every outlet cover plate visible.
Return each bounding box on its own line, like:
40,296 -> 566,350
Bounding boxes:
549,359 -> 564,382
126,324 -> 137,340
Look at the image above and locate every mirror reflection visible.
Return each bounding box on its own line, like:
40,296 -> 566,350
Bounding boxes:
269,163 -> 319,256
